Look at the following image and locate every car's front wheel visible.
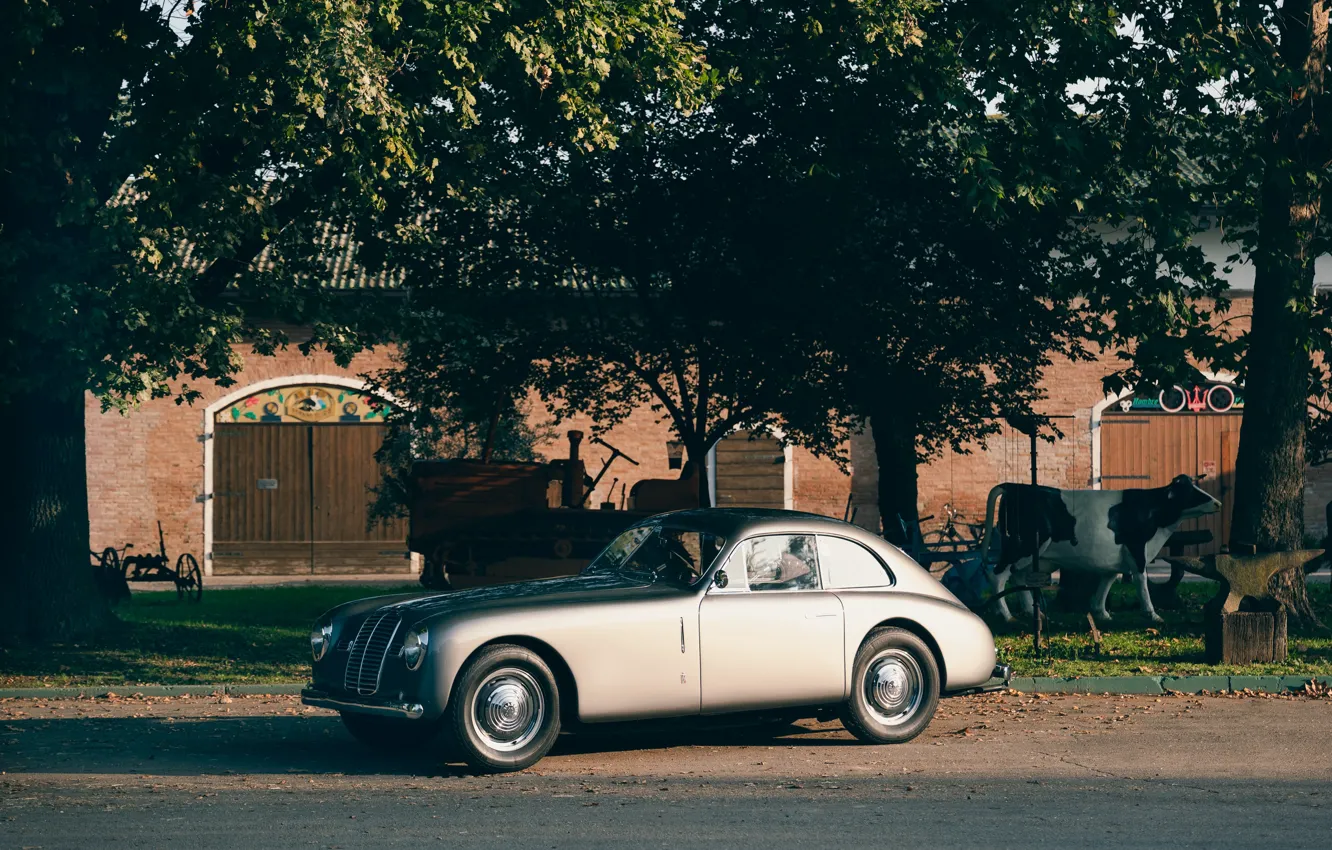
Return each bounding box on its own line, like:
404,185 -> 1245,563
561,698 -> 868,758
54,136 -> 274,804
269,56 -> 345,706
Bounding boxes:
445,644 -> 561,773
839,627 -> 939,745
340,712 -> 430,752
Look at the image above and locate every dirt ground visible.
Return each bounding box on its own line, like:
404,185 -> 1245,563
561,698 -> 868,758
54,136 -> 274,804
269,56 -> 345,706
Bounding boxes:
2,691 -> 1330,848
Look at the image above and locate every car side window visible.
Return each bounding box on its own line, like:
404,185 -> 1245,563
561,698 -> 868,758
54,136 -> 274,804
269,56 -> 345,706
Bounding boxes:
817,535 -> 893,588
710,547 -> 751,593
743,534 -> 821,591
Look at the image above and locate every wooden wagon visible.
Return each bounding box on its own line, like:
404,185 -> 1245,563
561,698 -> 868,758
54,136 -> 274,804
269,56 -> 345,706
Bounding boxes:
409,431 -> 698,590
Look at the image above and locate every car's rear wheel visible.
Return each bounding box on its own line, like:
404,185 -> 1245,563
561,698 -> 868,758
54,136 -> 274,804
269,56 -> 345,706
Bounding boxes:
340,712 -> 430,752
839,627 -> 939,745
445,644 -> 561,773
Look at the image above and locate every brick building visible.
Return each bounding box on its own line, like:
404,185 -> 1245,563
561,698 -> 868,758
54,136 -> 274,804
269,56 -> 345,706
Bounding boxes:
85,264 -> 1332,577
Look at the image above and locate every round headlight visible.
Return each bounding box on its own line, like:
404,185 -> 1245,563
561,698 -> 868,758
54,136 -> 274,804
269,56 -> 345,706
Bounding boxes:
402,626 -> 429,671
310,623 -> 333,661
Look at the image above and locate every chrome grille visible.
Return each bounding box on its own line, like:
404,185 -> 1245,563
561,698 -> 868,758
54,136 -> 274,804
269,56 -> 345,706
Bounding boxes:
343,611 -> 402,696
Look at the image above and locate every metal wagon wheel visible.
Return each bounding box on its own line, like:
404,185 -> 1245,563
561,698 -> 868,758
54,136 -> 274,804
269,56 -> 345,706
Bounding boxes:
175,553 -> 203,602
98,547 -> 122,575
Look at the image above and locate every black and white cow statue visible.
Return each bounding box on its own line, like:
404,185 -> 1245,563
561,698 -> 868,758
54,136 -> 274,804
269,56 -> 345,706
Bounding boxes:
978,474 -> 1221,623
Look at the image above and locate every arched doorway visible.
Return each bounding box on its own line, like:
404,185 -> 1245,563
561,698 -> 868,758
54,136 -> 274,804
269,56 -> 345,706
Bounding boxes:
205,380 -> 408,575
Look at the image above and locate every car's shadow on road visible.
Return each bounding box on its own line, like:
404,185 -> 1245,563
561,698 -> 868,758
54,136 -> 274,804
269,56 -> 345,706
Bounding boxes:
553,715 -> 856,758
1,713 -> 854,778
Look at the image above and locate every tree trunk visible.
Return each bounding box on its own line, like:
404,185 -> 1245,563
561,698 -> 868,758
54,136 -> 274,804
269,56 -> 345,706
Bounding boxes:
1228,0 -> 1328,628
688,440 -> 712,508
869,408 -> 919,548
479,408 -> 501,463
0,387 -> 112,643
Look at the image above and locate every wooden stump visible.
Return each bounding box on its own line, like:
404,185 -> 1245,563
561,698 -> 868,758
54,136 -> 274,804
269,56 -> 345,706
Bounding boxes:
1205,608 -> 1288,665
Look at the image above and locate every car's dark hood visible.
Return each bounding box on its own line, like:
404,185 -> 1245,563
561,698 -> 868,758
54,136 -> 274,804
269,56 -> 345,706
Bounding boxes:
373,571 -> 681,622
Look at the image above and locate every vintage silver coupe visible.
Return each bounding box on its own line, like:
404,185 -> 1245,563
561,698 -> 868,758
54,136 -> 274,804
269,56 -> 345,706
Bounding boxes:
302,509 -> 1009,772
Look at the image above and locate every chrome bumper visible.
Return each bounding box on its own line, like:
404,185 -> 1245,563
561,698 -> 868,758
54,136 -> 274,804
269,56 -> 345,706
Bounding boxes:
978,663 -> 1014,693
301,687 -> 425,720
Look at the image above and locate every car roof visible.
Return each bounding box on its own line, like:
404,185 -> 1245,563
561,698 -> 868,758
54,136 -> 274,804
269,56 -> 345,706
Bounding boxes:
641,508 -> 871,540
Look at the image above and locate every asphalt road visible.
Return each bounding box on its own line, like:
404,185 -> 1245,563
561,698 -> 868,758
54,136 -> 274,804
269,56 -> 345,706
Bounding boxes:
2,692 -> 1330,849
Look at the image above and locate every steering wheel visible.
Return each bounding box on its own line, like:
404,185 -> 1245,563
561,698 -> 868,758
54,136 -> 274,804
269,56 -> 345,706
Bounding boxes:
659,544 -> 699,585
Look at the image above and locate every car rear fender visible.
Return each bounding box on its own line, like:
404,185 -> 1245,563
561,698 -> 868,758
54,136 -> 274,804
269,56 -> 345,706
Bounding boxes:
835,590 -> 997,693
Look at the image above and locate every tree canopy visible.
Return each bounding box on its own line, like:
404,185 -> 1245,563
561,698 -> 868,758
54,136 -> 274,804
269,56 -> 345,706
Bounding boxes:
377,0 -> 1119,527
11,0 -> 1332,637
1036,0 -> 1332,621
0,0 -> 714,640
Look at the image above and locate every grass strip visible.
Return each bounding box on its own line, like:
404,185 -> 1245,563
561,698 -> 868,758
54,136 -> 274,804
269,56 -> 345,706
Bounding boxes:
0,585 -> 422,688
993,583 -> 1332,677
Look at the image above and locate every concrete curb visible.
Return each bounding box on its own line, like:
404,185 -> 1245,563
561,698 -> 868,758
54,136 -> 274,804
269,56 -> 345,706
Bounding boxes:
1007,675 -> 1332,695
0,683 -> 307,699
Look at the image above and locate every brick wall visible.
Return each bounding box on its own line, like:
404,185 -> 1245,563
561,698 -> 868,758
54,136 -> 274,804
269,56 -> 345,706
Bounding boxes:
793,350 -> 1117,534
85,345 -> 398,564
87,294 -> 1332,568
784,296 -> 1329,543
85,349 -> 691,566
71,344 -> 1150,570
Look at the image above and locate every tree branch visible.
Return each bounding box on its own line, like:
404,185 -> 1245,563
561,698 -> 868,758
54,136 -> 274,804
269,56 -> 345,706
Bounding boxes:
623,355 -> 694,440
704,406 -> 754,448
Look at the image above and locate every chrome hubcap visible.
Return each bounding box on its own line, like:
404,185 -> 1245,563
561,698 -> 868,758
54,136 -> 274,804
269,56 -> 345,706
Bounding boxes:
471,667 -> 545,752
864,649 -> 923,726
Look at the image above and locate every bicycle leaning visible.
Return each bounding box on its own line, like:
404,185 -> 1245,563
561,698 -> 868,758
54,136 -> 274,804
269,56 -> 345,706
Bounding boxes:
890,503 -> 987,572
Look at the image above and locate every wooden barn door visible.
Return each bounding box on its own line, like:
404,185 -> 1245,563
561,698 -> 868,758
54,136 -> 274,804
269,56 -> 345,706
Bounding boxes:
1100,412 -> 1243,555
714,431 -> 786,509
213,422 -> 407,574
310,424 -> 408,573
212,424 -> 314,573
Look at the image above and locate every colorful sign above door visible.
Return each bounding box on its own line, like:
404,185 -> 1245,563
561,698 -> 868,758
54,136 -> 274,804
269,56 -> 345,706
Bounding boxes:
216,385 -> 389,424
1113,383 -> 1244,414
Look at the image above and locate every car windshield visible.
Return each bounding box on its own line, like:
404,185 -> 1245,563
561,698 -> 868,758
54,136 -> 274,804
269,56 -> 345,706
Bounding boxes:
584,525 -> 725,588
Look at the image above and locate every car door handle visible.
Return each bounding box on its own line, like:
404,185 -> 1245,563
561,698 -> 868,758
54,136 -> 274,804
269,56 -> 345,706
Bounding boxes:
806,612 -> 838,619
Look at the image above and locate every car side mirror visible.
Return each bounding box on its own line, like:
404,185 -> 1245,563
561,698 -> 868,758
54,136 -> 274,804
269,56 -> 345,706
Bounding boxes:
713,570 -> 729,589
